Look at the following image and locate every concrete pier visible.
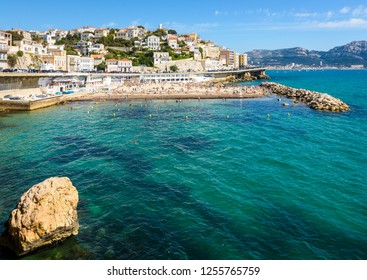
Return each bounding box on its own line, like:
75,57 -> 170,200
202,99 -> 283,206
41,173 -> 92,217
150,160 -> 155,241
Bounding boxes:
0,96 -> 63,111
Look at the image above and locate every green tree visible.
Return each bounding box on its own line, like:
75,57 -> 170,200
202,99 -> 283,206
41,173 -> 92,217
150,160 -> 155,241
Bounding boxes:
7,55 -> 17,68
153,29 -> 167,38
132,51 -> 153,67
178,40 -> 187,48
32,35 -> 43,43
7,31 -> 24,44
97,61 -> 107,71
168,29 -> 177,35
170,65 -> 179,72
17,50 -> 24,57
199,47 -> 204,59
65,45 -> 79,55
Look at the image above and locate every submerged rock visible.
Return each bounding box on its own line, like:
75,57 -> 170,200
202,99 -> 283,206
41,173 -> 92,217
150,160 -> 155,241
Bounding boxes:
0,177 -> 79,256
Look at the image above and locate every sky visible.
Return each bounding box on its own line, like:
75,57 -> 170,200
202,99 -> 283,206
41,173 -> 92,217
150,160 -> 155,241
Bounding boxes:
1,0 -> 366,52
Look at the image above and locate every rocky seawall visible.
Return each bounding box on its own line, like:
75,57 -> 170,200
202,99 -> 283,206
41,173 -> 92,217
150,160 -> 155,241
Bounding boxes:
260,82 -> 350,112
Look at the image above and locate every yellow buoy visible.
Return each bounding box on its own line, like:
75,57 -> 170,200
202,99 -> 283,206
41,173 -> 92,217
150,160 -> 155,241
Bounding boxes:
226,115 -> 229,119
267,114 -> 270,119
149,114 -> 152,118
185,116 -> 189,120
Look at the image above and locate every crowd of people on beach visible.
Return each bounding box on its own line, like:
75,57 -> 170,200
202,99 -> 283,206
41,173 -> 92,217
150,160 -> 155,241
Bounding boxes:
60,79 -> 269,102
102,80 -> 268,98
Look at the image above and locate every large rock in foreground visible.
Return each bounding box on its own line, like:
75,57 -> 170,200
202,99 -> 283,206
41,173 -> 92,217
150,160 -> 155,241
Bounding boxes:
0,177 -> 79,256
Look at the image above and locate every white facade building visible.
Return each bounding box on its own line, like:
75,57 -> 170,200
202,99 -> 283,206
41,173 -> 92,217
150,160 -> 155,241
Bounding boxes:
77,57 -> 95,72
167,35 -> 178,49
106,59 -> 132,73
115,26 -> 146,40
153,52 -> 171,66
81,33 -> 94,41
73,41 -> 92,55
40,63 -> 55,71
146,35 -> 161,50
94,28 -> 109,39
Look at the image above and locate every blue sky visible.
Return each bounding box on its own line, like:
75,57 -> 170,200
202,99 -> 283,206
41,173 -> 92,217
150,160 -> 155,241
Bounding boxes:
1,0 -> 366,52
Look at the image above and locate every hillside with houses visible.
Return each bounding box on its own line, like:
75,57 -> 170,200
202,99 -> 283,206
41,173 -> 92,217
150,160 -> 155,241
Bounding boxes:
0,24 -> 249,73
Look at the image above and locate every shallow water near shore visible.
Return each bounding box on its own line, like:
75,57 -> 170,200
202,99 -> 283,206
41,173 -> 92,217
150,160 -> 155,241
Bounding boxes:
0,70 -> 366,260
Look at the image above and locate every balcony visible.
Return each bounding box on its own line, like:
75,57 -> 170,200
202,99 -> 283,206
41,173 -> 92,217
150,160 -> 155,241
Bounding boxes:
0,43 -> 8,52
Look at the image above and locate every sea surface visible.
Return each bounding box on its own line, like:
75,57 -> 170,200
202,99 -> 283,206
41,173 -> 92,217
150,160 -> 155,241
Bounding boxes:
0,70 -> 366,260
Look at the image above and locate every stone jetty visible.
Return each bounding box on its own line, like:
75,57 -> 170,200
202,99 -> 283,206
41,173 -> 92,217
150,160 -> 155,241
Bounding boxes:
260,82 -> 350,112
0,177 -> 79,256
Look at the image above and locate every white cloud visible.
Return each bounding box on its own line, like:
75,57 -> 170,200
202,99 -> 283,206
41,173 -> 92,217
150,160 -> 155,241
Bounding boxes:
214,10 -> 228,16
339,7 -> 350,14
326,11 -> 333,18
161,21 -> 219,33
317,18 -> 367,29
130,20 -> 140,27
294,12 -> 318,17
102,22 -> 117,28
352,6 -> 367,16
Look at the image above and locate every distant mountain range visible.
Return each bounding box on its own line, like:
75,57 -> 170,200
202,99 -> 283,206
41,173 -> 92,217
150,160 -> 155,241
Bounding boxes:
245,41 -> 367,67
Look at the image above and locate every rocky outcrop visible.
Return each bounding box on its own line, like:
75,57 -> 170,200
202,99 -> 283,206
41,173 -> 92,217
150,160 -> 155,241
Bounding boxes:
260,82 -> 350,112
0,177 -> 79,256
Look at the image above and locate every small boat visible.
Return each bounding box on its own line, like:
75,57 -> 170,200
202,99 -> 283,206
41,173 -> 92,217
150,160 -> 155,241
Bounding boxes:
63,90 -> 75,94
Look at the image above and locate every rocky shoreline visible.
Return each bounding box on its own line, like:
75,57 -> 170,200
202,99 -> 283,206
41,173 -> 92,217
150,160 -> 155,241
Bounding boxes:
260,82 -> 350,112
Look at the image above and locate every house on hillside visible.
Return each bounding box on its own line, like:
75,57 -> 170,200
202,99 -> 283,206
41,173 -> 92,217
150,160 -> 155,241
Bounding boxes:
0,31 -> 11,69
106,58 -> 132,73
94,28 -> 109,39
167,35 -> 178,49
146,35 -> 160,50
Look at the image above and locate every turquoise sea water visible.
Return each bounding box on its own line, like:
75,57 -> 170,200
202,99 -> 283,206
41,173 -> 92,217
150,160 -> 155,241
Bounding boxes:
0,70 -> 366,260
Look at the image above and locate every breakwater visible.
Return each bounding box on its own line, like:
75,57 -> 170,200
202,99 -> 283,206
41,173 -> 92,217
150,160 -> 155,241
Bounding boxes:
260,82 -> 350,112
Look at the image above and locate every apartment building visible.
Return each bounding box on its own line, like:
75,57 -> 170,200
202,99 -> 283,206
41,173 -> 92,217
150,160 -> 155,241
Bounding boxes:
106,58 -> 132,73
0,31 -> 12,68
146,35 -> 160,50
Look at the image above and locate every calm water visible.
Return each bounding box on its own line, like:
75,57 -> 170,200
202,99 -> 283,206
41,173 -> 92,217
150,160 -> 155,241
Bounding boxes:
0,70 -> 366,260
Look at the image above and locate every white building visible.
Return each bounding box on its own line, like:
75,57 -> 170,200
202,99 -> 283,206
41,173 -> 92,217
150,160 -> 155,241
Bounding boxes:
201,58 -> 224,71
43,34 -> 56,45
106,59 -> 132,73
146,35 -> 161,50
13,38 -> 46,55
153,52 -> 171,66
167,35 -> 178,49
40,63 -> 55,71
73,41 -> 92,55
94,28 -> 109,39
89,44 -> 105,54
115,26 -> 146,40
66,55 -> 80,72
77,57 -> 95,72
55,30 -> 68,41
81,32 -> 94,41
0,31 -> 11,69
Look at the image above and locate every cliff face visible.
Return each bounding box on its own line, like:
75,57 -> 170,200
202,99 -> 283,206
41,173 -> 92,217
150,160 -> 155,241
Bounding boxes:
246,41 -> 367,67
